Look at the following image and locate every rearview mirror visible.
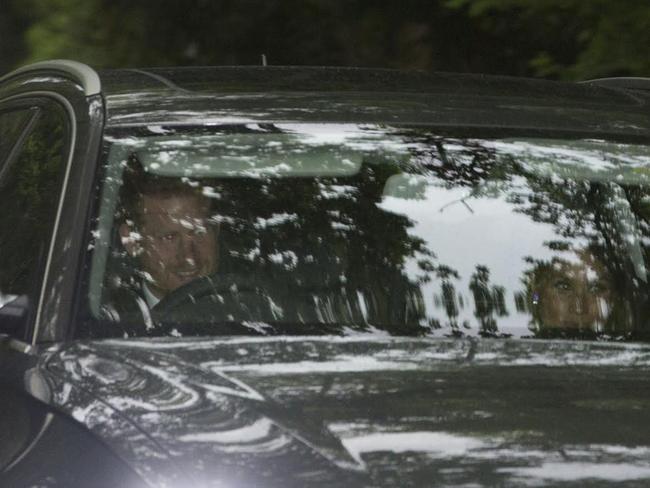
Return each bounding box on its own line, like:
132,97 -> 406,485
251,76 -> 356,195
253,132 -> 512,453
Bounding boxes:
0,295 -> 29,337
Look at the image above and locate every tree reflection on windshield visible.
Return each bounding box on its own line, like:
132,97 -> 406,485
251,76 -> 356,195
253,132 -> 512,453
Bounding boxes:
95,125 -> 650,341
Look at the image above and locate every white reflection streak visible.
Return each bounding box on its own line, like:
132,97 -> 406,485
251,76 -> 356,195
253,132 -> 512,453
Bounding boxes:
337,431 -> 487,467
197,370 -> 265,401
178,417 -> 272,443
123,362 -> 201,411
99,335 -> 416,349
205,434 -> 291,455
485,140 -> 635,171
498,462 -> 650,481
275,123 -> 412,152
208,356 -> 422,375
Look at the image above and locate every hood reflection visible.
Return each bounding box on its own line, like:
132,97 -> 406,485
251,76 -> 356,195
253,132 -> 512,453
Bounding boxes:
39,337 -> 650,486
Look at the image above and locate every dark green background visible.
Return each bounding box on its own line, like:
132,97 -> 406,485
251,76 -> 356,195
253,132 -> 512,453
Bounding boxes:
1,0 -> 649,79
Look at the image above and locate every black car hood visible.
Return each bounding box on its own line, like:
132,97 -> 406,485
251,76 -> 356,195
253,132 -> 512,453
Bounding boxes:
39,336 -> 650,487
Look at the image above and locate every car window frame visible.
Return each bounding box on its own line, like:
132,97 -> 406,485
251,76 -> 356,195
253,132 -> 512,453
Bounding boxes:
0,94 -> 75,345
78,123 -> 650,341
0,107 -> 39,178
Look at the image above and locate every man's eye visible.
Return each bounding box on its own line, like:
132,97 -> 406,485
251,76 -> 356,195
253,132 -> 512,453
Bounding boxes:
159,233 -> 177,242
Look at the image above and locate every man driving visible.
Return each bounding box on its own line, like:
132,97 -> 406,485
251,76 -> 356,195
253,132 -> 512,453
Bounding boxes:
117,156 -> 219,309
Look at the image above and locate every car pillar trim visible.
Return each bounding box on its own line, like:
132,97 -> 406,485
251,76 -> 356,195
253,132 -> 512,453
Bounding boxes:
0,91 -> 80,345
0,60 -> 101,97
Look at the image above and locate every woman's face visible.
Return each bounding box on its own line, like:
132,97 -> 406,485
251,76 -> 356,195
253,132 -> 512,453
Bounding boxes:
533,252 -> 613,330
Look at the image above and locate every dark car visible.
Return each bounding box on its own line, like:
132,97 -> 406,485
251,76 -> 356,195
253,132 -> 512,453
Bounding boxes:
1,60 -> 650,487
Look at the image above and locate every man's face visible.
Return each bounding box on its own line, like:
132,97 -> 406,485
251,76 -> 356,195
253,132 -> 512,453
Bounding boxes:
124,192 -> 218,299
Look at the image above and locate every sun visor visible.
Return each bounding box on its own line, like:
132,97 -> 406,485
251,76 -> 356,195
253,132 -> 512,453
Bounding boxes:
129,133 -> 364,178
489,138 -> 650,185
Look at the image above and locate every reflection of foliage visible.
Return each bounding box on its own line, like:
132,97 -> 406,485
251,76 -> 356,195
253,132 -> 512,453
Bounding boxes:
435,265 -> 461,331
400,133 -> 501,189
469,265 -> 509,336
401,131 -> 650,339
441,281 -> 459,328
510,178 -> 598,239
360,130 -> 648,338
0,107 -> 66,295
0,109 -> 32,162
207,159 -> 436,333
108,127 -> 650,340
512,174 -> 650,336
210,130 -> 650,339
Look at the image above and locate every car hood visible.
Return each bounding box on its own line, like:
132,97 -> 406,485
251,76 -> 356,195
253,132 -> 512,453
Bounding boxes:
39,336 -> 650,487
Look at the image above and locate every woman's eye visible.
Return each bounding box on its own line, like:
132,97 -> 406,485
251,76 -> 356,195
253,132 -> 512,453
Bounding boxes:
554,280 -> 571,291
160,233 -> 177,242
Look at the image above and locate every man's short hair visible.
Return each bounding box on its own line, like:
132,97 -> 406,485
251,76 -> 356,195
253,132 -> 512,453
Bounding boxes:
119,153 -> 203,225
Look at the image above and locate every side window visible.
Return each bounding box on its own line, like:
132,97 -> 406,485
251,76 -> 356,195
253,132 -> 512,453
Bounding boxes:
0,103 -> 69,338
0,109 -> 35,169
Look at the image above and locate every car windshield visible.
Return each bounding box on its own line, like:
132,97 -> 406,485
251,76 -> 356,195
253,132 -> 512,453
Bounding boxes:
84,123 -> 650,341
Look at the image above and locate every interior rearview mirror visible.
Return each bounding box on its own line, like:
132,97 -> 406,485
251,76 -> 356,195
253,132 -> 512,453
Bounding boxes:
0,295 -> 29,337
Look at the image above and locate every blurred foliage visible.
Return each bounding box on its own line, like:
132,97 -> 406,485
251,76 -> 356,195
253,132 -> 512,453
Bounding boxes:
18,0 -> 495,70
0,105 -> 66,296
447,0 -> 650,79
0,0 -> 32,74
0,0 -> 648,79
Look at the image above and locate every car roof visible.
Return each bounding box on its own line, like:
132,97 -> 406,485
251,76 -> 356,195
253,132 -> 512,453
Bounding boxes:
3,61 -> 648,138
96,66 -> 650,139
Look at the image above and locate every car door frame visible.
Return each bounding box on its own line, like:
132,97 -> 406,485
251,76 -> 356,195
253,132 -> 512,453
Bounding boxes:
0,62 -> 105,350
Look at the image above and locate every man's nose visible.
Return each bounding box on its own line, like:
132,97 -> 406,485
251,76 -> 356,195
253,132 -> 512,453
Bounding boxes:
177,232 -> 199,260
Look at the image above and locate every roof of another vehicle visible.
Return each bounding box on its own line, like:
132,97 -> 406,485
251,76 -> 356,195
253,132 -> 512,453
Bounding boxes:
98,66 -> 650,139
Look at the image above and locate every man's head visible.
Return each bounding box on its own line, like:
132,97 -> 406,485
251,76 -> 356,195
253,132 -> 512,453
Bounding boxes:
119,156 -> 219,300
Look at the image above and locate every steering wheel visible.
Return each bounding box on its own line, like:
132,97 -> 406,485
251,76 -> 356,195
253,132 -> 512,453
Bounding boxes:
151,272 -> 281,336
152,269 -> 358,337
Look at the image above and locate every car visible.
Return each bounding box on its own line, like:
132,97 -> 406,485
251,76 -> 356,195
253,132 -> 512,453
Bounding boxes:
1,59 -> 650,487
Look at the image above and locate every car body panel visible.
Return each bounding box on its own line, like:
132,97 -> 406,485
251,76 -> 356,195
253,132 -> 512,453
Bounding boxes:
38,337 -> 650,487
1,62 -> 650,487
0,69 -> 105,344
99,68 -> 650,139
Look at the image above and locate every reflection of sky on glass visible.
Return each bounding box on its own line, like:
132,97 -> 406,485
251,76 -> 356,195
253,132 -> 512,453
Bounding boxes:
102,124 -> 650,335
110,124 -> 409,178
276,123 -> 412,153
380,185 -> 585,336
486,139 -> 650,185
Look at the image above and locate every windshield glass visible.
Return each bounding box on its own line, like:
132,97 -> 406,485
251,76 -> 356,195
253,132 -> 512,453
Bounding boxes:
84,124 -> 650,340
